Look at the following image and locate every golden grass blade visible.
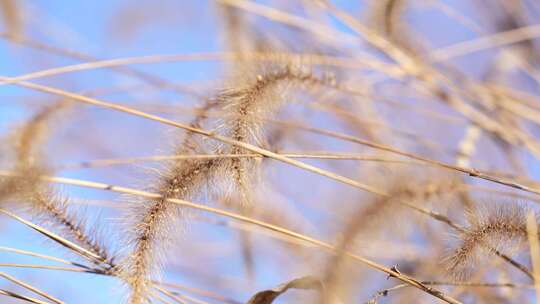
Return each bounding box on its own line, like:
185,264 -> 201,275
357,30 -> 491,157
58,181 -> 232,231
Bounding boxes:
0,263 -> 225,304
0,77 -> 386,197
57,152 -> 419,170
0,246 -> 88,268
314,0 -> 414,69
283,122 -> 540,196
0,52 -> 396,86
430,24 -> 540,62
150,289 -> 180,304
154,286 -> 196,304
0,264 -> 98,274
1,164 -> 533,280
0,272 -> 63,304
217,0 -> 358,45
0,209 -> 104,265
368,281 -> 536,303
0,289 -> 50,304
4,76 -> 538,196
156,281 -> 241,304
0,172 -> 462,304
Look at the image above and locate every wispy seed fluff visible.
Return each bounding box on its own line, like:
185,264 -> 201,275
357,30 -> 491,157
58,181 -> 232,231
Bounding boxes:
443,203 -> 534,279
214,65 -> 338,206
5,100 -> 114,270
124,65 -> 339,303
1,101 -> 65,201
20,187 -> 115,269
125,158 -> 217,304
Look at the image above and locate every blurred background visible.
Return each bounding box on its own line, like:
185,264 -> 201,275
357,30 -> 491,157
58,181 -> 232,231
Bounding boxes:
2,1 -> 540,303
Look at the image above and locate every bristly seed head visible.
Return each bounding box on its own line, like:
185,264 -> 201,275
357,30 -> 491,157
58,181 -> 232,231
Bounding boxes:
443,202 -> 535,280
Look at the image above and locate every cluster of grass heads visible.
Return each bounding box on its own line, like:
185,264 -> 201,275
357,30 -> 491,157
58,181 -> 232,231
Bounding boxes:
3,0 -> 540,303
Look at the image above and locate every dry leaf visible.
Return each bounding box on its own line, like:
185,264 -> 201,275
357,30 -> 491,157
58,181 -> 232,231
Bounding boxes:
246,276 -> 322,304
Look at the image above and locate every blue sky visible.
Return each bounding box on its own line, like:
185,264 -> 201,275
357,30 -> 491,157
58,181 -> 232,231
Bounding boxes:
2,1 -> 539,303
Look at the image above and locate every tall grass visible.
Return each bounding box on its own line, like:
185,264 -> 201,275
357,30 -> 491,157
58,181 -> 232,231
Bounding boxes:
2,1 -> 540,303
